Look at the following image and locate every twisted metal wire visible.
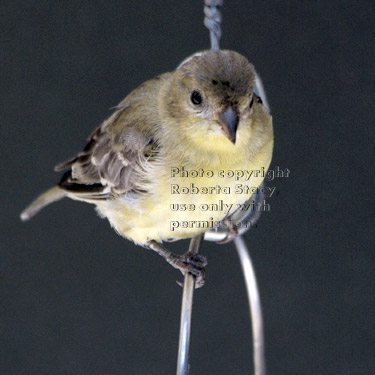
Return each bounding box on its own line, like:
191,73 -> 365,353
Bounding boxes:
177,2 -> 266,375
204,0 -> 223,50
176,4 -> 224,373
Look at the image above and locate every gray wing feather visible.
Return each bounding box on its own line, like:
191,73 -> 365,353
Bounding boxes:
57,106 -> 154,199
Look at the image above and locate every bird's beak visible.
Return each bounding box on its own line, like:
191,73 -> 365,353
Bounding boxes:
217,106 -> 239,144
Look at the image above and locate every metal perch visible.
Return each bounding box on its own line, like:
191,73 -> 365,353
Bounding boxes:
176,1 -> 267,374
176,235 -> 203,375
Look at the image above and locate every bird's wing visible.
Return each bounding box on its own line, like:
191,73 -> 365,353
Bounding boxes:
55,102 -> 158,201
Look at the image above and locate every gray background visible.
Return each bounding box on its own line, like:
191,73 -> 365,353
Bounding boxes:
1,1 -> 374,374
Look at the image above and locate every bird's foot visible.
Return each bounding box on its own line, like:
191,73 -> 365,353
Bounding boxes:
146,240 -> 207,288
216,217 -> 239,244
170,252 -> 207,288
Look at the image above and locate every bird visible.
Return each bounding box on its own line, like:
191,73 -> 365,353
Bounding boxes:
20,50 -> 273,287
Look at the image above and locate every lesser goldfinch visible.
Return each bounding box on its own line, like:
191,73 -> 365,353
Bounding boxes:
21,50 -> 273,287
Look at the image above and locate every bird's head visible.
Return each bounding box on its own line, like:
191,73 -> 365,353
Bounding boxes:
159,50 -> 263,151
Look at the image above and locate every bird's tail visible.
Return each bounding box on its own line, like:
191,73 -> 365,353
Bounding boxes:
20,186 -> 67,221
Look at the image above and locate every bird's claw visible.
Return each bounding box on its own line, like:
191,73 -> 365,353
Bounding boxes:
216,218 -> 239,244
177,253 -> 207,288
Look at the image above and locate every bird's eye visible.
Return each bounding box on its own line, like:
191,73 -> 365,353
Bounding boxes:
190,90 -> 202,105
249,96 -> 254,108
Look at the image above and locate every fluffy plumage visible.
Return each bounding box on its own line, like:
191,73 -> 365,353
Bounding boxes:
21,50 -> 273,285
